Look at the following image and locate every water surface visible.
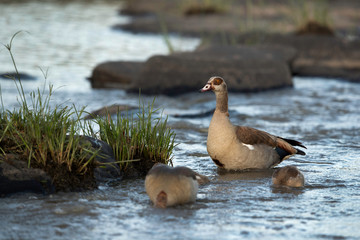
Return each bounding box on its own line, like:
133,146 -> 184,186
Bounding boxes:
0,1 -> 360,240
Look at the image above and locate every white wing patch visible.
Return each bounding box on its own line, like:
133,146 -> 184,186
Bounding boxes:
242,143 -> 255,150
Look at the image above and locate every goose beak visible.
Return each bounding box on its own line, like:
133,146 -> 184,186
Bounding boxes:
200,83 -> 212,93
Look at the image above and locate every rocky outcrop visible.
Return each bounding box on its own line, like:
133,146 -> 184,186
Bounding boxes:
89,35 -> 360,94
90,45 -> 295,96
110,0 -> 360,85
236,34 -> 360,82
130,45 -> 294,95
290,36 -> 360,82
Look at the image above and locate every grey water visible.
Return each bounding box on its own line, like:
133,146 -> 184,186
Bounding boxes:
1,1 -> 360,240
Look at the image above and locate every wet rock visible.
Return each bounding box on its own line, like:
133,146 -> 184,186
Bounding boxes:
127,45 -> 294,96
90,36 -> 360,95
0,155 -> 54,196
89,61 -> 143,89
290,36 -> 360,82
81,136 -> 164,179
78,136 -> 121,182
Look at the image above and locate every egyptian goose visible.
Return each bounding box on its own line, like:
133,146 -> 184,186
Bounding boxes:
200,76 -> 306,170
145,163 -> 209,208
272,166 -> 305,187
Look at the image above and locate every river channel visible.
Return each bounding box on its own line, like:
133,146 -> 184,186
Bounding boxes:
0,1 -> 359,240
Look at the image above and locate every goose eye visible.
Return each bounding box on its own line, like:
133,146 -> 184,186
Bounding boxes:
213,78 -> 223,85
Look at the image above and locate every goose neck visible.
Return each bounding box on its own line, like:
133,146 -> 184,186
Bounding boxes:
215,91 -> 228,114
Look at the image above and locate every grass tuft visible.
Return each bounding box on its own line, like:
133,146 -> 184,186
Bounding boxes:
83,98 -> 176,176
1,32 -> 176,191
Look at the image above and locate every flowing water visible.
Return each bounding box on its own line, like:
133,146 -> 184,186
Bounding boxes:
0,1 -> 360,240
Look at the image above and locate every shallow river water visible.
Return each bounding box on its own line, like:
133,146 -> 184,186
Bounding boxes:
1,1 -> 360,240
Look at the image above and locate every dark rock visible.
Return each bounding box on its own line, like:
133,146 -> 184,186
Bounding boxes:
237,34 -> 360,82
290,36 -> 360,82
0,72 -> 37,81
89,61 -> 143,89
0,155 -> 54,197
78,136 -> 121,182
79,137 -> 158,179
127,45 -> 294,96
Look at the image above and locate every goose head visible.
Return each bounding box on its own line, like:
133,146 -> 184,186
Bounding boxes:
272,166 -> 305,188
200,76 -> 227,93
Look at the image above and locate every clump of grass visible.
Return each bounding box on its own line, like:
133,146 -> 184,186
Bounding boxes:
0,89 -> 99,190
83,98 -> 176,177
1,31 -> 177,189
0,32 -> 99,190
181,0 -> 231,16
291,0 -> 334,35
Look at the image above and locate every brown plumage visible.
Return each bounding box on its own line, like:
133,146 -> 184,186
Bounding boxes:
272,166 -> 305,187
145,163 -> 209,208
200,76 -> 306,170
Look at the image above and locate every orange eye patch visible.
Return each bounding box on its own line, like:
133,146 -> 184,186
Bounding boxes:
213,77 -> 223,85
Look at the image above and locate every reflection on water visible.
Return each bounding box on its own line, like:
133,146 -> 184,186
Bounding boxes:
216,168 -> 274,181
1,1 -> 360,240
